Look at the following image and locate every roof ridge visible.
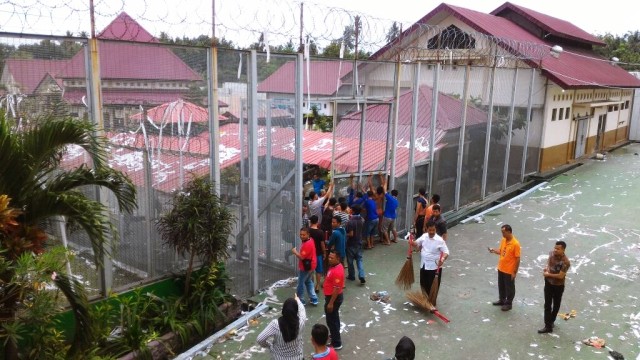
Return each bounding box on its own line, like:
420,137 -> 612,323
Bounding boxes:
97,11 -> 158,43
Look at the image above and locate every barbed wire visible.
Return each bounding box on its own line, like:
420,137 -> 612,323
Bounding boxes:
0,0 -> 636,66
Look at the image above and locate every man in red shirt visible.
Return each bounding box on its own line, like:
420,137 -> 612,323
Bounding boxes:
292,228 -> 318,306
324,251 -> 344,350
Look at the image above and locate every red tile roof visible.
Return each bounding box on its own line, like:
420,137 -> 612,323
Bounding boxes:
58,41 -> 201,81
79,122 -> 437,193
339,85 -> 487,139
371,3 -> 640,89
490,2 -> 605,46
129,99 -> 227,122
98,12 -> 158,43
2,59 -> 67,94
258,60 -> 353,95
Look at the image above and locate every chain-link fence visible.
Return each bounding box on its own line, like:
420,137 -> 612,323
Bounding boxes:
1,29 -> 545,299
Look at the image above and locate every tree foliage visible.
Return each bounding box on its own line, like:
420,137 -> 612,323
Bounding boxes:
595,31 -> 640,71
0,110 -> 137,359
386,22 -> 401,43
156,176 -> 235,297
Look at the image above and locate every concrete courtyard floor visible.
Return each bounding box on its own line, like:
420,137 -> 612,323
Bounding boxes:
201,143 -> 640,360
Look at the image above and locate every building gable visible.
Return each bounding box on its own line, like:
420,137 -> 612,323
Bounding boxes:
97,12 -> 158,43
491,2 -> 605,47
369,2 -> 640,89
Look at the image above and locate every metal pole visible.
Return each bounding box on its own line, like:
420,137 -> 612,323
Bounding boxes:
294,53 -> 304,258
143,148 -> 155,277
389,60 -> 401,188
299,3 -> 304,52
238,98 -> 246,261
428,63 -> 440,197
208,48 -> 221,194
266,100 -> 272,261
521,69 -> 536,181
210,0 -> 221,194
481,63 -> 497,199
331,102 -> 337,184
357,104 -> 367,180
248,50 -> 260,294
405,62 -> 420,231
89,0 -> 96,38
454,65 -> 471,211
86,33 -> 112,296
502,67 -> 519,190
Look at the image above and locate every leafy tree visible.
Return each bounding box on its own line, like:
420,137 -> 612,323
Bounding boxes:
386,21 -> 401,43
595,31 -> 640,71
157,176 -> 235,298
0,111 -> 137,359
307,105 -> 333,132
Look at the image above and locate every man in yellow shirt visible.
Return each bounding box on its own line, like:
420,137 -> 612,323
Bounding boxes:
488,224 -> 520,311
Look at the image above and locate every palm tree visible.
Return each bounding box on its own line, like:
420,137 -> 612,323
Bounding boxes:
0,110 -> 136,359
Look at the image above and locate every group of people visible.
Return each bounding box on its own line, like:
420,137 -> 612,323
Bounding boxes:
256,293 -> 341,360
257,292 -> 416,360
413,220 -> 570,333
487,225 -> 570,333
262,171 -> 570,359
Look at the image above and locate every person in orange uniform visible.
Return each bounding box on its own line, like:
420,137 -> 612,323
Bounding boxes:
324,251 -> 345,350
488,224 -> 521,311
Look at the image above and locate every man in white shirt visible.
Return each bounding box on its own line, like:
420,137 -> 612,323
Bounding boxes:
308,181 -> 334,224
410,220 -> 449,302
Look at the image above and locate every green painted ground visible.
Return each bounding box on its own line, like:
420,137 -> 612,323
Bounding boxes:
199,143 -> 640,360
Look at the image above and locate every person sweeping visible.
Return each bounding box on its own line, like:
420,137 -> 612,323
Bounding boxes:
410,220 -> 449,306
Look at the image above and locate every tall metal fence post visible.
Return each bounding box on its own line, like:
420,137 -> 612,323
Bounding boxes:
143,149 -> 155,277
85,38 -> 112,296
389,61 -> 401,188
248,50 -> 260,294
454,65 -> 471,211
481,62 -> 497,200
405,62 -> 420,231
208,45 -> 221,195
521,69 -> 537,182
266,100 -> 272,261
238,99 -> 246,261
357,105 -> 367,180
503,67 -> 519,190
295,54 -> 304,253
428,63 -> 440,197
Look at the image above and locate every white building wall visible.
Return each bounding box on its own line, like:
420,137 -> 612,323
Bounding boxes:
541,85 -> 575,148
631,90 -> 640,141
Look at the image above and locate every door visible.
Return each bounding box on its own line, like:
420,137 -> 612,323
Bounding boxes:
574,119 -> 588,158
595,114 -> 607,151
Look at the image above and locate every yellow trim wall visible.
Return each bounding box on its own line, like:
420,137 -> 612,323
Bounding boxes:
540,127 -> 628,171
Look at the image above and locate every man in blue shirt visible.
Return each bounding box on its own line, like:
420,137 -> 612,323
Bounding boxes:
327,215 -> 346,266
312,173 -> 326,195
381,174 -> 399,245
345,205 -> 366,284
363,190 -> 379,249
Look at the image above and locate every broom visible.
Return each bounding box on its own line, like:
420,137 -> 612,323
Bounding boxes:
406,290 -> 450,323
395,232 -> 415,290
428,253 -> 443,306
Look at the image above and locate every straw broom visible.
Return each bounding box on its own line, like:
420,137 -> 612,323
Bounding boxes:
395,232 -> 415,290
406,290 -> 450,323
428,253 -> 443,306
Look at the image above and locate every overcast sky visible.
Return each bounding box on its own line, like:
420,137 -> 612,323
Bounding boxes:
1,0 -> 638,47
316,0 -> 640,36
